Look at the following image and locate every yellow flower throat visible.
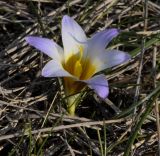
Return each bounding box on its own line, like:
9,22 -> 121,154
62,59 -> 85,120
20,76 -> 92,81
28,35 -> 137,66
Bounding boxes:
63,46 -> 96,80
63,46 -> 96,95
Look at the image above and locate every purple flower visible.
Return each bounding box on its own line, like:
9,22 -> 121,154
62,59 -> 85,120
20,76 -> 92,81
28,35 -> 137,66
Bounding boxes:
25,15 -> 131,99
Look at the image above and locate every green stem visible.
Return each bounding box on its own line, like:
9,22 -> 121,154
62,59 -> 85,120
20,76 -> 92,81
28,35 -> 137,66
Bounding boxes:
66,90 -> 86,116
67,94 -> 79,116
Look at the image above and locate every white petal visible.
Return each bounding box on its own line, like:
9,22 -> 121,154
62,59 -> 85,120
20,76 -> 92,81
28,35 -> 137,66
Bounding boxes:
95,50 -> 131,72
83,75 -> 109,99
89,29 -> 119,49
25,36 -> 63,61
62,15 -> 87,58
42,60 -> 74,78
85,29 -> 119,64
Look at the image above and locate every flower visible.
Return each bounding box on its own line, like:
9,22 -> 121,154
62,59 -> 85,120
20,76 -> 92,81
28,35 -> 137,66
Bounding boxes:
25,15 -> 131,115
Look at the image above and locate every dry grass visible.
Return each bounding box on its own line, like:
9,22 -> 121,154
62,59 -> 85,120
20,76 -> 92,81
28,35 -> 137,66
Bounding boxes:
0,0 -> 160,155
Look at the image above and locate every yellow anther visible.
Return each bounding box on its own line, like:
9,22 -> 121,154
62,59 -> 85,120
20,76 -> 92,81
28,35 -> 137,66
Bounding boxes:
78,46 -> 84,61
74,60 -> 82,78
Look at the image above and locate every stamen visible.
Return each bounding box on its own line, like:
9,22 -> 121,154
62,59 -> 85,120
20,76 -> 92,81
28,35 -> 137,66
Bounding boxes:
78,46 -> 84,61
74,60 -> 82,77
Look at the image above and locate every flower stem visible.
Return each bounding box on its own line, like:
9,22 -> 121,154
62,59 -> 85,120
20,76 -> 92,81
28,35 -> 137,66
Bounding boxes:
67,94 -> 79,116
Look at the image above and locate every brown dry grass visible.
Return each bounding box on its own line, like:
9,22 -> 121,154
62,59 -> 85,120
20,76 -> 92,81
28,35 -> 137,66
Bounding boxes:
0,0 -> 160,155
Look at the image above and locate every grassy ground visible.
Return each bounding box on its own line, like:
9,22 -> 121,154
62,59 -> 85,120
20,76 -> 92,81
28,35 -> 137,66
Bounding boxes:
0,0 -> 160,155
